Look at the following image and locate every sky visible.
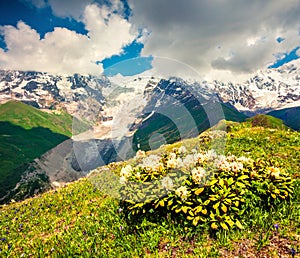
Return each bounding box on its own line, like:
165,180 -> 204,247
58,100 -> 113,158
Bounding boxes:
0,0 -> 299,82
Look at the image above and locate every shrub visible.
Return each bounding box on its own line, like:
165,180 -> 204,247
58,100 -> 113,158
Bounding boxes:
119,142 -> 294,231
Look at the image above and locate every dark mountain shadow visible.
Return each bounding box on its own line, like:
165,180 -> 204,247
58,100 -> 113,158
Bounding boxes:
267,107 -> 300,130
0,121 -> 69,199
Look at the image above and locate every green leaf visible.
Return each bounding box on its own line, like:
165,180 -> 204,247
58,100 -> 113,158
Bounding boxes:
213,202 -> 220,210
188,210 -> 194,216
203,200 -> 210,205
274,188 -> 280,194
235,220 -> 243,229
211,222 -> 218,229
238,175 -> 249,180
182,206 -> 188,213
221,203 -> 227,213
226,219 -> 234,228
201,209 -> 207,215
195,206 -> 202,213
236,182 -> 245,188
195,188 -> 204,195
220,222 -> 229,230
159,199 -> 165,207
227,177 -> 234,185
209,179 -> 218,186
219,179 -> 224,187
193,217 -> 200,226
175,208 -> 181,213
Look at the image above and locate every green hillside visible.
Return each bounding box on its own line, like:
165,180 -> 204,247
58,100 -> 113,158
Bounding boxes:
247,114 -> 289,130
0,120 -> 298,257
0,100 -> 73,136
133,103 -> 247,151
267,107 -> 300,130
0,101 -> 72,202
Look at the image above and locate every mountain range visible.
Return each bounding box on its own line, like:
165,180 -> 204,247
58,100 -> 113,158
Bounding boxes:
0,59 -> 299,203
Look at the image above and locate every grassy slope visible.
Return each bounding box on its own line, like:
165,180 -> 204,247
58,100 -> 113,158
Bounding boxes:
267,107 -> 300,131
133,103 -> 247,151
0,100 -> 72,136
247,114 -> 289,130
0,101 -> 72,199
0,118 -> 299,257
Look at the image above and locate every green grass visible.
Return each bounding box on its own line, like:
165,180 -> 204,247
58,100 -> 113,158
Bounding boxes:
0,100 -> 73,137
0,101 -> 73,203
247,114 -> 288,130
268,107 -> 300,131
0,119 -> 299,257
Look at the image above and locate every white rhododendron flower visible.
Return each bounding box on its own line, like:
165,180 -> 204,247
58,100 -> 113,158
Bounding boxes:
178,146 -> 187,154
215,156 -> 231,171
120,165 -> 133,179
161,176 -> 173,190
237,156 -> 253,163
142,155 -> 163,171
182,154 -> 197,168
268,167 -> 281,178
194,152 -> 208,163
135,172 -> 141,180
207,149 -> 218,161
167,157 -> 183,168
191,167 -> 206,183
119,176 -> 127,185
175,186 -> 189,200
230,161 -> 243,172
169,152 -> 177,159
227,155 -> 236,162
191,149 -> 197,154
135,150 -> 146,159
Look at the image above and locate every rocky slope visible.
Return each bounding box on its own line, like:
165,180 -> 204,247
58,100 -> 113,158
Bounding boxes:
0,70 -> 109,121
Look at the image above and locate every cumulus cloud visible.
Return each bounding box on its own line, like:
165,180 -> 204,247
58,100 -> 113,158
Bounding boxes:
0,3 -> 136,75
128,0 -> 300,81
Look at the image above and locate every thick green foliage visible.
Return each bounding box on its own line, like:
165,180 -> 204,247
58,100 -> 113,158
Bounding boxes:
120,130 -> 295,231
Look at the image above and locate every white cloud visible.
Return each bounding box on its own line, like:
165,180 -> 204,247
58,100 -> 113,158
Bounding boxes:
0,3 -> 136,75
47,0 -> 94,20
128,0 -> 300,81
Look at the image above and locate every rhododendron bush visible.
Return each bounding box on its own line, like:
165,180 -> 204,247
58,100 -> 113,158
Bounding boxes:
119,136 -> 294,231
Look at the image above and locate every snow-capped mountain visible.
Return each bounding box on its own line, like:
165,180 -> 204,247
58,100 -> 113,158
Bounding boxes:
0,70 -> 109,116
0,59 -> 299,135
212,59 -> 300,115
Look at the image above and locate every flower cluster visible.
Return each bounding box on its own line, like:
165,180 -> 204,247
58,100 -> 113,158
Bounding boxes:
120,165 -> 133,183
161,176 -> 173,191
175,186 -> 189,200
215,155 -> 244,172
141,155 -> 164,171
267,166 -> 281,178
166,153 -> 183,169
119,143 -> 294,231
191,167 -> 206,184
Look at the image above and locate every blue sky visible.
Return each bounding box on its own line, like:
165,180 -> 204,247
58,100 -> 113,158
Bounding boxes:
0,0 -> 152,76
0,0 -> 299,81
